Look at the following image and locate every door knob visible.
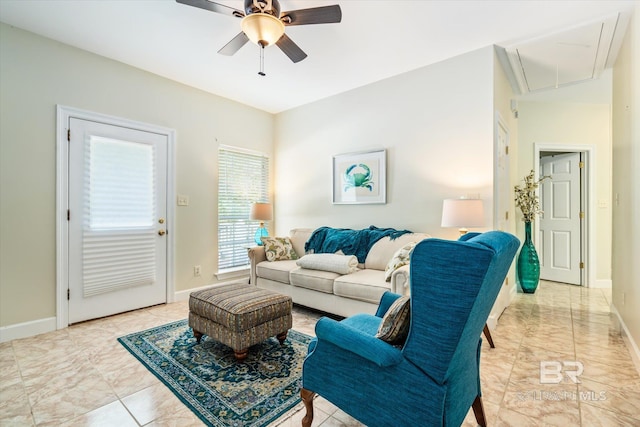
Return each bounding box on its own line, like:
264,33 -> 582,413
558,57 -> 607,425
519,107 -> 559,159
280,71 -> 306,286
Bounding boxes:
158,229 -> 166,236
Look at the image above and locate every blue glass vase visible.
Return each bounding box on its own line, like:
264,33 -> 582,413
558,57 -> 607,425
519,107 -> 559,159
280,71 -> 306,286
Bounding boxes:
517,221 -> 540,293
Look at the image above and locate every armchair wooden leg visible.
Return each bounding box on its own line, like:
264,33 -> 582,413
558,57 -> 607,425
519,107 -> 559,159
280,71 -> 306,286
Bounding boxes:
300,388 -> 315,427
483,324 -> 495,348
472,395 -> 487,427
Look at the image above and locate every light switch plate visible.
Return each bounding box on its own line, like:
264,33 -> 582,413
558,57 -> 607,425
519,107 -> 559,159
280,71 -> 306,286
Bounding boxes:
177,195 -> 189,206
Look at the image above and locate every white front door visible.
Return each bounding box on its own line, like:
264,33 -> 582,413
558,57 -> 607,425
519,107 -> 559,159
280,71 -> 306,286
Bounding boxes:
68,118 -> 168,323
539,152 -> 582,285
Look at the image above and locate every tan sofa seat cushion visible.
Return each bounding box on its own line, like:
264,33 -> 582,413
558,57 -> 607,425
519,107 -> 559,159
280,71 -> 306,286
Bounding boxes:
333,269 -> 390,304
290,268 -> 339,294
256,260 -> 298,284
365,233 -> 431,270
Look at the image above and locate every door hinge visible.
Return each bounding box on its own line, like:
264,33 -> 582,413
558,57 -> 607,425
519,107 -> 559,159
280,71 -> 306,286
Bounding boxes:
67,289 -> 70,300
579,211 -> 585,219
580,262 -> 585,269
505,211 -> 509,220
505,146 -> 509,155
67,129 -> 70,142
579,161 -> 584,169
505,277 -> 509,286
67,209 -> 70,221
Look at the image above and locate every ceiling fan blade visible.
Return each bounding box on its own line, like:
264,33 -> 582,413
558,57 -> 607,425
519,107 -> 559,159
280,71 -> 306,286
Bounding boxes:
276,34 -> 307,63
176,0 -> 244,18
280,5 -> 342,26
218,32 -> 250,56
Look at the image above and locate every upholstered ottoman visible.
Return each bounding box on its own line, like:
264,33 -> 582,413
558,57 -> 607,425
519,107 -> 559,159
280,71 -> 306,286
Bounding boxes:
188,284 -> 293,361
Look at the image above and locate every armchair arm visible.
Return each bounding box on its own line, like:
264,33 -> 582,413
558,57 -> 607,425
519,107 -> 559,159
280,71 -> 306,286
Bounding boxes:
390,264 -> 411,295
314,317 -> 403,367
375,291 -> 403,318
247,246 -> 266,286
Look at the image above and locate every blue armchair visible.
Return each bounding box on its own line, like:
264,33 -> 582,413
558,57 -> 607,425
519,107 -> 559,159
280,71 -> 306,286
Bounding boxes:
300,231 -> 520,427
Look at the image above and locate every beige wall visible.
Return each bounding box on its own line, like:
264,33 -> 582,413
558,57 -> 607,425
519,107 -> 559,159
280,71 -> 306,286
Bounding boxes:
612,7 -> 640,353
274,47 -> 495,239
0,23 -> 274,327
516,102 -> 613,285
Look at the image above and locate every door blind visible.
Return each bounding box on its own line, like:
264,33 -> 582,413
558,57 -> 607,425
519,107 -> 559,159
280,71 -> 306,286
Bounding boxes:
218,146 -> 269,270
82,136 -> 156,297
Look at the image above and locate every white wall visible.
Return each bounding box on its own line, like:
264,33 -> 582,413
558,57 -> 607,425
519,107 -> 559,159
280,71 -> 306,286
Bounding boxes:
612,6 -> 640,361
0,23 -> 273,328
516,101 -> 613,286
274,47 -> 495,238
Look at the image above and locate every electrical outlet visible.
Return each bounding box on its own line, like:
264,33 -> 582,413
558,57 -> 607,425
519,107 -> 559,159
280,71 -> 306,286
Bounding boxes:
177,195 -> 190,206
194,265 -> 201,277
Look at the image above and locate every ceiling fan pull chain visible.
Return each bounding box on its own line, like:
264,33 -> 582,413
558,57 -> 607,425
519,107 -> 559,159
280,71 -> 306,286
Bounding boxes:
258,44 -> 266,76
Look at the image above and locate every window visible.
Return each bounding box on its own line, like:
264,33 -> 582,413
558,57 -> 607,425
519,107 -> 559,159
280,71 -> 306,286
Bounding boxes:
218,146 -> 270,271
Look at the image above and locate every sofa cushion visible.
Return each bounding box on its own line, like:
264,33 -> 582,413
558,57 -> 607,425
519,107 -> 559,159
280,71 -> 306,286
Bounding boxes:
384,241 -> 418,282
261,236 -> 299,262
256,260 -> 298,284
333,269 -> 390,304
365,233 -> 430,270
290,268 -> 339,294
296,254 -> 358,275
289,228 -> 313,258
375,296 -> 411,345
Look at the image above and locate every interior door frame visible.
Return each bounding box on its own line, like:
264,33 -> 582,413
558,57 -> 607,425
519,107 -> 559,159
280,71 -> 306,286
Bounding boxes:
534,143 -> 594,287
56,105 -> 176,329
489,111 -> 512,329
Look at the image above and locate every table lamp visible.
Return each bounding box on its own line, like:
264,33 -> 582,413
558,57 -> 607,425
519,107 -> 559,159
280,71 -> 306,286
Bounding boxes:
441,198 -> 484,235
250,202 -> 273,245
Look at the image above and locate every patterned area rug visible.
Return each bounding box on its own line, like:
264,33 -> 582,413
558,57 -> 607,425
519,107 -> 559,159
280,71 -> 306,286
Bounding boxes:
118,319 -> 312,427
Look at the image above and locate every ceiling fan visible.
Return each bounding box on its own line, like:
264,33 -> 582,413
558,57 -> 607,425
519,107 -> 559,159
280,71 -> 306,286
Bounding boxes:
176,0 -> 342,72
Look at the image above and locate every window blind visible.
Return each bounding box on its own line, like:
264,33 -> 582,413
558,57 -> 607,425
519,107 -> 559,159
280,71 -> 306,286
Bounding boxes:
82,136 -> 156,297
218,146 -> 269,270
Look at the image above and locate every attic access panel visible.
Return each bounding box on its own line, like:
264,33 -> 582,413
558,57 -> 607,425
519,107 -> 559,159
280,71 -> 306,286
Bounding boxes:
504,14 -> 621,94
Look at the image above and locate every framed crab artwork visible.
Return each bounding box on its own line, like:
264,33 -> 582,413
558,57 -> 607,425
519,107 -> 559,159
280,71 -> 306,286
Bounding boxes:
332,149 -> 386,204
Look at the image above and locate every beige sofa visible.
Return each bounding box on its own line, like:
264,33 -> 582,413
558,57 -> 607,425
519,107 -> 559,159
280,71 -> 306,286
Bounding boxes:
248,228 -> 431,318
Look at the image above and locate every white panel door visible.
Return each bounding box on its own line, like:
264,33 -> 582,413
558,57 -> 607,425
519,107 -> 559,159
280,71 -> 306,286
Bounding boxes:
68,118 -> 168,323
491,115 -> 511,322
539,153 -> 581,285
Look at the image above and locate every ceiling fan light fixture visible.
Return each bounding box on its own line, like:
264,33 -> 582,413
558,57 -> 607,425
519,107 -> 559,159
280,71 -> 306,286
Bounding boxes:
241,13 -> 285,47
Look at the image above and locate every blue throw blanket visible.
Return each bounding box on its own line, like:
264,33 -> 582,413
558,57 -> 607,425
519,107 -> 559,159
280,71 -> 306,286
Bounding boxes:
304,226 -> 412,263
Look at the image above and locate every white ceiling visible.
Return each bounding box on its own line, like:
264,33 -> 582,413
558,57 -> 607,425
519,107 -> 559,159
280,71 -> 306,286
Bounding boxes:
0,0 -> 636,113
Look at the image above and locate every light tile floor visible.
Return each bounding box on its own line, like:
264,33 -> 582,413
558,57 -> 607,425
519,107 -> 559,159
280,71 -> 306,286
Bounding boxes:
1,281 -> 639,426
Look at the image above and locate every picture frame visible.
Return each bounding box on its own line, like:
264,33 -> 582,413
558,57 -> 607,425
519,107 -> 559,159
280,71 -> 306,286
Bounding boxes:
333,149 -> 386,204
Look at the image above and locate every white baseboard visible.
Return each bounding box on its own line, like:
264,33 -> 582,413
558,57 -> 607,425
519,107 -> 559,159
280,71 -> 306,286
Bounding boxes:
611,303 -> 640,375
173,277 -> 250,302
0,317 -> 57,343
486,313 -> 498,330
590,279 -> 612,289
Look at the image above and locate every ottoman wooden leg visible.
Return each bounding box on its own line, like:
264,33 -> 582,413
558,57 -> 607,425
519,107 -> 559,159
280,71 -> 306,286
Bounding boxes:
276,331 -> 288,345
193,329 -> 203,343
234,348 -> 248,361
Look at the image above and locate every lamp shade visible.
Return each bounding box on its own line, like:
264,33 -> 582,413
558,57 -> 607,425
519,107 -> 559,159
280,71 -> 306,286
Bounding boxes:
241,14 -> 285,47
250,202 -> 273,221
441,198 -> 485,228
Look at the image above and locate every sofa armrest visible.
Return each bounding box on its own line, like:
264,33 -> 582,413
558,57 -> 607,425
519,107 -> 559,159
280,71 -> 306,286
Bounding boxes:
314,317 -> 403,367
247,246 -> 266,285
390,264 -> 411,295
